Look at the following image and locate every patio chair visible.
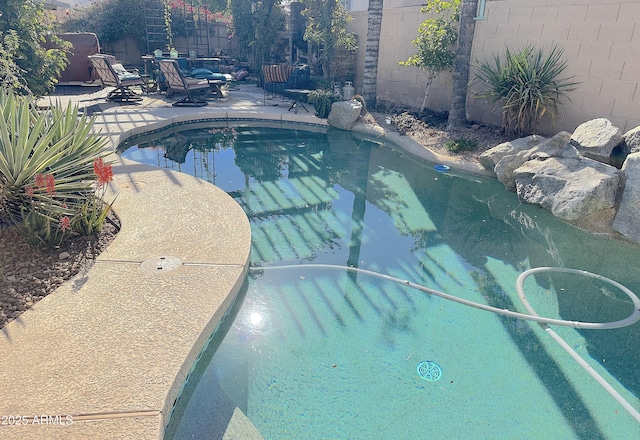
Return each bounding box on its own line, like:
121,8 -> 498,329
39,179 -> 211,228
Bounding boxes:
154,56 -> 227,97
158,59 -> 211,107
88,54 -> 148,103
261,64 -> 310,94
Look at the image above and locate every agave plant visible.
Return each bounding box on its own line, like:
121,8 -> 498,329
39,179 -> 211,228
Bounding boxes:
473,45 -> 579,136
0,87 -> 111,246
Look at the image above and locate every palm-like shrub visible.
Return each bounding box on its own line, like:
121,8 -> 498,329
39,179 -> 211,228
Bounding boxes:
473,45 -> 578,136
0,88 -> 112,247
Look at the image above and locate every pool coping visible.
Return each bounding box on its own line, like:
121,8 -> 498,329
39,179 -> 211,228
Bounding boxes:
0,87 -> 486,439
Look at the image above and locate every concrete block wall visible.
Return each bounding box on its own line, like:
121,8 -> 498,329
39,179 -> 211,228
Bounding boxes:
350,0 -> 640,135
470,0 -> 640,134
349,6 -> 455,112
349,11 -> 369,94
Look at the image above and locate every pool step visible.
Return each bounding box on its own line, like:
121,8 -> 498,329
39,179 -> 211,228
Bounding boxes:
223,407 -> 264,440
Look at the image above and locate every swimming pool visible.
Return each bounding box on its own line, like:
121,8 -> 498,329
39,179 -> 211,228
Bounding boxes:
118,122 -> 640,439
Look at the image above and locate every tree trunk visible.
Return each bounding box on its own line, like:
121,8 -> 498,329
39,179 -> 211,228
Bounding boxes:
362,0 -> 383,109
447,0 -> 479,130
420,80 -> 432,112
323,0 -> 336,80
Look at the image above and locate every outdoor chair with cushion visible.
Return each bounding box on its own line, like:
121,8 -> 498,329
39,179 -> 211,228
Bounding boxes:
158,59 -> 212,107
262,63 -> 311,94
88,54 -> 148,103
155,57 -> 226,98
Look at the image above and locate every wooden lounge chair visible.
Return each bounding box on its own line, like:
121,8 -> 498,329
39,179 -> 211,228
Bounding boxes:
88,54 -> 148,103
158,59 -> 211,107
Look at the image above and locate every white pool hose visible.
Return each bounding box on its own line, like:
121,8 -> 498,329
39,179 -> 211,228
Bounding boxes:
251,264 -> 640,424
516,267 -> 640,424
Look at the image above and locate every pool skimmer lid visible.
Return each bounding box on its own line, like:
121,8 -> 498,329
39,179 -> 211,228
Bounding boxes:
140,255 -> 183,273
417,361 -> 442,382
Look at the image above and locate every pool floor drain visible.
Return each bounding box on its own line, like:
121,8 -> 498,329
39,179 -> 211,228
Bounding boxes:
417,361 -> 442,381
140,256 -> 183,273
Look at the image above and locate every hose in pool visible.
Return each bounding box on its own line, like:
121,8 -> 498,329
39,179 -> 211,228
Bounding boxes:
250,264 -> 640,424
516,267 -> 640,424
252,264 -> 640,329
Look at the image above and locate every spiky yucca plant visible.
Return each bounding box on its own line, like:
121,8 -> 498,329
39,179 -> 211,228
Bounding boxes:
473,45 -> 579,136
0,88 -> 112,247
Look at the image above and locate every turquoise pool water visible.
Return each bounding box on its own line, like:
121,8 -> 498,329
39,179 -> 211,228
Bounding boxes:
119,122 -> 640,439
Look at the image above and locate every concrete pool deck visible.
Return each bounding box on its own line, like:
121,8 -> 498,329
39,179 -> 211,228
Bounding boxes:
0,84 -> 485,439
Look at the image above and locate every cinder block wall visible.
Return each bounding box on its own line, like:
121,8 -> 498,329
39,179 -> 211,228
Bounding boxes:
349,11 -> 368,95
350,0 -> 640,134
471,0 -> 640,133
350,5 -> 453,112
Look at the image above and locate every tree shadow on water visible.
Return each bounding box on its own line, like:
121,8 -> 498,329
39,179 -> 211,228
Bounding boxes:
471,270 -> 608,440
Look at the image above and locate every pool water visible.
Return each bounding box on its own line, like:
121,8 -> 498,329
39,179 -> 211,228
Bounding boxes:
119,123 -> 640,439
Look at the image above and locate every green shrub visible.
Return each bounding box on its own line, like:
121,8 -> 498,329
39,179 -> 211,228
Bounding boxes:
307,89 -> 337,118
473,45 -> 578,136
444,138 -> 477,153
399,0 -> 460,111
63,0 -> 147,48
310,77 -> 332,91
0,88 -> 112,247
1,2 -> 70,96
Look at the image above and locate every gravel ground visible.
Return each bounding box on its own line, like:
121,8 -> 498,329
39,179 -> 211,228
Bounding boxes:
0,215 -> 119,329
369,108 -> 511,160
0,108 -> 511,329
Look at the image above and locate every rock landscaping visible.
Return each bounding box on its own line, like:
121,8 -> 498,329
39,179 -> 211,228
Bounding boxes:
479,118 -> 640,243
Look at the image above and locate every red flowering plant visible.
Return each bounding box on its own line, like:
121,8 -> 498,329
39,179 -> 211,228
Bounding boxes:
167,0 -> 234,39
71,157 -> 116,235
19,172 -> 73,247
167,0 -> 232,25
0,88 -> 112,247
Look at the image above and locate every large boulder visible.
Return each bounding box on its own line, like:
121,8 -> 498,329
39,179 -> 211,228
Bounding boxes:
327,100 -> 363,131
528,131 -> 575,159
621,126 -> 640,155
570,118 -> 623,163
513,155 -> 625,221
494,150 -> 532,191
613,152 -> 640,242
494,132 -> 572,191
478,135 -> 545,172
